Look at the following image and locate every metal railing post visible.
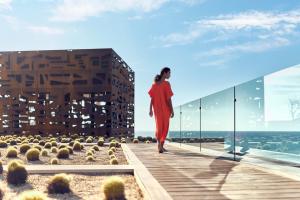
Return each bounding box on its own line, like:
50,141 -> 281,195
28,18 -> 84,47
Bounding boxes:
199,98 -> 202,152
234,86 -> 236,161
180,105 -> 182,146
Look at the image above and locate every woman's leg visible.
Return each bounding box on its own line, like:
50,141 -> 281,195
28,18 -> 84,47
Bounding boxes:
155,115 -> 164,153
161,115 -> 170,152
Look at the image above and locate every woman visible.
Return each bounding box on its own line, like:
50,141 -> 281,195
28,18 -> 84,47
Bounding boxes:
148,67 -> 174,153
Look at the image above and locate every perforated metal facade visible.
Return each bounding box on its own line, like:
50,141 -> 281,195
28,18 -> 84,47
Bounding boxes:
0,48 -> 134,137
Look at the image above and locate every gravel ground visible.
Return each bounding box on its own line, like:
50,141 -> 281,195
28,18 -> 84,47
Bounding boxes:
0,145 -> 127,165
0,173 -> 144,200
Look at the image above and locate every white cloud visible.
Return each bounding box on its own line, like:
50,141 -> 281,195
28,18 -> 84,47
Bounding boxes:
160,27 -> 204,47
179,0 -> 206,6
196,58 -> 231,69
51,0 -> 205,22
51,0 -> 169,22
198,38 -> 291,58
0,0 -> 12,9
1,14 -> 65,35
27,26 -> 65,35
128,15 -> 143,20
161,9 -> 300,47
201,11 -> 300,30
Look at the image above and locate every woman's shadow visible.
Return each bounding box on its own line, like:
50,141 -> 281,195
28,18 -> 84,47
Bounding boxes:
166,149 -> 239,199
194,155 -> 239,193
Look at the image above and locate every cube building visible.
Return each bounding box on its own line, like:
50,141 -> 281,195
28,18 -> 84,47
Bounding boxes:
0,48 -> 134,137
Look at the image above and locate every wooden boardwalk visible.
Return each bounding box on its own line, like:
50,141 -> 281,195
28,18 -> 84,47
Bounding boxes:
127,143 -> 300,200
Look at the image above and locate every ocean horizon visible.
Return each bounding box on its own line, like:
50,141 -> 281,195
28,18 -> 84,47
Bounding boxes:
135,131 -> 156,137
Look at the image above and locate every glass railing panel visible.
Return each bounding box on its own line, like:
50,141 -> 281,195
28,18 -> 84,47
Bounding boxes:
201,87 -> 234,158
181,99 -> 200,148
169,106 -> 181,143
235,77 -> 264,158
236,64 -> 300,164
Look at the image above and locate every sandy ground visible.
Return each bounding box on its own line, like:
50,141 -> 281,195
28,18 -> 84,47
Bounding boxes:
0,145 -> 127,165
0,173 -> 144,200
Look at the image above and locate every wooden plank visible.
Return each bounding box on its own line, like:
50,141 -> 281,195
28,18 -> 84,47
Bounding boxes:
127,143 -> 300,200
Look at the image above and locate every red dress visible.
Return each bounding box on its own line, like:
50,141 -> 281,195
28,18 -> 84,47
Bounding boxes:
148,80 -> 174,143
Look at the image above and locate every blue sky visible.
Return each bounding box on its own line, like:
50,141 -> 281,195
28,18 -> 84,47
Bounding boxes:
0,0 -> 300,132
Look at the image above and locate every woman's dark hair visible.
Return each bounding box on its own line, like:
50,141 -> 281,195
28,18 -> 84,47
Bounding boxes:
154,67 -> 170,83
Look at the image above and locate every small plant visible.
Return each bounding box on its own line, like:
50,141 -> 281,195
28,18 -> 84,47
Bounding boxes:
57,148 -> 69,159
71,134 -> 79,140
41,149 -> 48,157
33,139 -> 39,143
17,190 -> 46,200
39,140 -> 46,146
69,141 -> 74,147
121,138 -> 126,143
110,147 -> 116,152
0,160 -> 3,174
51,158 -> 59,165
59,144 -> 67,149
67,146 -> 73,154
6,146 -> 18,158
110,155 -> 116,160
108,150 -> 114,156
92,145 -> 100,151
20,144 -> 31,154
86,156 -> 95,162
26,148 -> 40,161
7,160 -> 28,185
61,138 -> 69,143
109,142 -> 116,148
72,141 -> 81,151
51,147 -> 58,153
110,158 -> 118,165
47,173 -> 71,194
51,141 -> 58,147
86,151 -> 93,157
90,149 -> 96,154
97,139 -> 104,146
115,141 -> 121,148
33,145 -> 42,151
10,140 -> 17,146
102,176 -> 125,200
44,142 -> 52,149
133,138 -> 139,143
0,140 -> 8,148
86,137 -> 93,143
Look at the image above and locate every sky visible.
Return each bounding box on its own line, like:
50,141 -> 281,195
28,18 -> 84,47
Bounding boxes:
0,0 -> 300,133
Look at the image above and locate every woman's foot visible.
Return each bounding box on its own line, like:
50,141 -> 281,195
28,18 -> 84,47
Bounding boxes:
158,142 -> 163,153
161,141 -> 167,152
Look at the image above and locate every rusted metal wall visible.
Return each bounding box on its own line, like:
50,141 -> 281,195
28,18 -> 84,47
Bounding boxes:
0,49 -> 134,137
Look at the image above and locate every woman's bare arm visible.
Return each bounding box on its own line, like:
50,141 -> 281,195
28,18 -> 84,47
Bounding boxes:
149,98 -> 153,117
168,98 -> 174,118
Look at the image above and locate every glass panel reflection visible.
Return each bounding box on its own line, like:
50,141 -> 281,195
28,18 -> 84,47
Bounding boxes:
169,106 -> 181,143
236,65 -> 300,164
181,99 -> 200,147
201,88 -> 234,157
